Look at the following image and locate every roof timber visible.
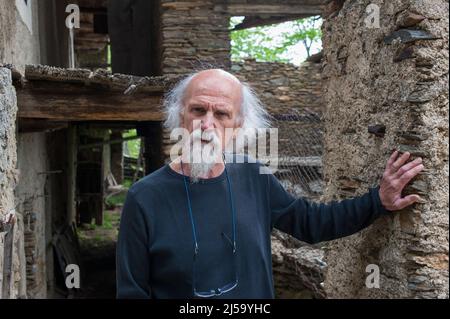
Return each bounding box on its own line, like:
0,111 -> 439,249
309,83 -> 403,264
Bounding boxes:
213,2 -> 325,16
232,14 -> 312,30
15,65 -> 182,122
161,1 -> 325,15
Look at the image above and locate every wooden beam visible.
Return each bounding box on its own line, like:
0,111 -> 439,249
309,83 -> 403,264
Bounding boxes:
233,15 -> 311,30
23,65 -> 172,94
18,118 -> 68,133
214,4 -> 323,16
16,80 -> 164,121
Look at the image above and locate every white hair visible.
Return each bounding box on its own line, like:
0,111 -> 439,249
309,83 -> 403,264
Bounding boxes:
163,71 -> 270,131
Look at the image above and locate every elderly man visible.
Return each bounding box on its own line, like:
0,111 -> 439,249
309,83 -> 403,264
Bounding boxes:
116,69 -> 424,299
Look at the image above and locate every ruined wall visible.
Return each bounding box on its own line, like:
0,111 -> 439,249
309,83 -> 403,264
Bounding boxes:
233,58 -> 323,164
321,0 -> 448,298
158,0 -> 323,76
0,0 -> 61,298
0,67 -> 26,299
160,0 -> 231,76
0,69 -> 17,238
233,58 -> 323,116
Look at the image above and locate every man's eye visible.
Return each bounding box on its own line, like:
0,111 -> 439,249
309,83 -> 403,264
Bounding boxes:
192,107 -> 205,114
216,112 -> 229,118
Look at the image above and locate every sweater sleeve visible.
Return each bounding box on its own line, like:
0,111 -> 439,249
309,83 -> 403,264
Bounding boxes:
116,189 -> 152,298
268,174 -> 391,244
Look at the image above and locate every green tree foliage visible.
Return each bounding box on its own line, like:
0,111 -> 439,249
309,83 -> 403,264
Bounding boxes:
230,16 -> 322,64
231,26 -> 289,63
281,17 -> 322,58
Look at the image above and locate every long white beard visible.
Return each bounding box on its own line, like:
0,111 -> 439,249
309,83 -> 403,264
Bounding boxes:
183,129 -> 222,183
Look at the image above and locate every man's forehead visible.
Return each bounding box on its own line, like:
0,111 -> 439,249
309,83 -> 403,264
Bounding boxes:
185,69 -> 242,100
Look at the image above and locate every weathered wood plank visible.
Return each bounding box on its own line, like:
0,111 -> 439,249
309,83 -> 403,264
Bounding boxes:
16,81 -> 164,121
233,14 -> 311,30
214,4 -> 324,16
24,64 -> 175,93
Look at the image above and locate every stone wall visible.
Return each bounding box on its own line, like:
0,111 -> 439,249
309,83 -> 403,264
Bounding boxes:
321,0 -> 448,298
233,58 -> 323,116
233,58 -> 323,173
159,0 -> 324,76
0,69 -> 17,234
160,0 -> 231,76
0,0 -> 68,298
0,0 -> 36,298
0,67 -> 25,299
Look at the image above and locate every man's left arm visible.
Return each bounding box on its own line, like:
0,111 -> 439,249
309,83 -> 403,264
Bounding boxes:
270,151 -> 424,244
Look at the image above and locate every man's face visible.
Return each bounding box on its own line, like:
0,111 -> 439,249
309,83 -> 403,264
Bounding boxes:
181,69 -> 242,150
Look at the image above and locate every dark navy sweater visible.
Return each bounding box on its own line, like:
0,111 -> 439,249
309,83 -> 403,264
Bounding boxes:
116,154 -> 390,298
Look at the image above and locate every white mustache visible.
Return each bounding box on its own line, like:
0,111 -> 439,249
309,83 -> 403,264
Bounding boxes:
191,129 -> 220,145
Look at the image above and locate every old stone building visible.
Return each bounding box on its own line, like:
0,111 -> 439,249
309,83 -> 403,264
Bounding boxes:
0,0 -> 448,299
1,0 -> 73,298
321,0 -> 449,298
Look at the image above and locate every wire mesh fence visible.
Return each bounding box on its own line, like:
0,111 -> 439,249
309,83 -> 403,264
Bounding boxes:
271,108 -> 324,200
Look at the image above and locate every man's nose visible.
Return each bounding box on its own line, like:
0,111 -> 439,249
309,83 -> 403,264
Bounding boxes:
201,113 -> 215,130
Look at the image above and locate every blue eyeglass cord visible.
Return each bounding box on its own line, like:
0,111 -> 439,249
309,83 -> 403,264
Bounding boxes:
180,153 -> 237,256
